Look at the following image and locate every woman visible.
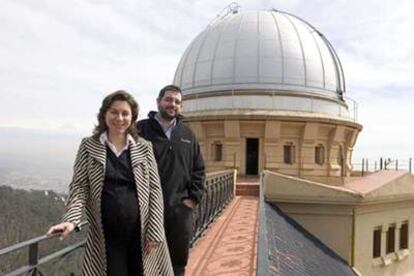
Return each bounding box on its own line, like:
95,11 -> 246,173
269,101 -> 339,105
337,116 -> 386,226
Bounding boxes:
47,90 -> 173,276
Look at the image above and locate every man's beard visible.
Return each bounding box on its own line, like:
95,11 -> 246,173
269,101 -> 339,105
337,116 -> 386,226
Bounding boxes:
159,108 -> 176,121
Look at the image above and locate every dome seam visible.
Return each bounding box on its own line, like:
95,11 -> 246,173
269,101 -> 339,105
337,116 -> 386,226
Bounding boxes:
309,29 -> 327,89
231,13 -> 244,84
270,11 -> 285,83
176,34 -> 197,88
283,12 -> 308,87
210,15 -> 232,87
191,28 -> 211,88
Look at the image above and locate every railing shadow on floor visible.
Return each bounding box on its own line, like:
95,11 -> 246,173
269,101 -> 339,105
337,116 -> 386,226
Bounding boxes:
0,170 -> 236,276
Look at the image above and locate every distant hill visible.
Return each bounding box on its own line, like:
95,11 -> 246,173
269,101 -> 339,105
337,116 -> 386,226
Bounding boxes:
0,186 -> 85,275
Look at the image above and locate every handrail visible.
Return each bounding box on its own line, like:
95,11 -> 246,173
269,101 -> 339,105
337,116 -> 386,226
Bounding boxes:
1,170 -> 236,275
5,240 -> 86,276
191,169 -> 235,245
0,221 -> 88,256
353,157 -> 413,176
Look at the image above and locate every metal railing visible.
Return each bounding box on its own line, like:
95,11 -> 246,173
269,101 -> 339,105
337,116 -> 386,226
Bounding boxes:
353,157 -> 413,176
191,170 -> 235,245
0,170 -> 235,275
0,221 -> 88,276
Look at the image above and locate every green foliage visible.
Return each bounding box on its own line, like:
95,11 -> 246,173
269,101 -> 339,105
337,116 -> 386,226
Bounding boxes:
0,186 -> 85,275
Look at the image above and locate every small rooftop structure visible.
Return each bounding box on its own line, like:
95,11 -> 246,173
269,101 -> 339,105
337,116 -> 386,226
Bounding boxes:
262,170 -> 414,275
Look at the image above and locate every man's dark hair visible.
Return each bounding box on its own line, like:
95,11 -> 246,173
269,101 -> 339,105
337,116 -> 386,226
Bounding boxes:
158,84 -> 182,99
92,90 -> 139,141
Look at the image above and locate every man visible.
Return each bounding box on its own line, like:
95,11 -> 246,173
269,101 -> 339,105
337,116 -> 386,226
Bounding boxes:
138,84 -> 205,276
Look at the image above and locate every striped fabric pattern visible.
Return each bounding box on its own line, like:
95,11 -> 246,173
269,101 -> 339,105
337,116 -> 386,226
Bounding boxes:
62,136 -> 174,276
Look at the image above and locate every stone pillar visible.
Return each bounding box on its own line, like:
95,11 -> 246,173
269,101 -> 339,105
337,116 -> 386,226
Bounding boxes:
344,129 -> 360,175
381,226 -> 387,257
264,121 -> 281,170
328,126 -> 345,176
224,120 -> 241,171
188,121 -> 206,159
395,223 -> 401,252
300,123 -> 318,174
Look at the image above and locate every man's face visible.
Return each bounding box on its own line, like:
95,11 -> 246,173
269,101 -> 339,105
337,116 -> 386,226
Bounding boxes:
157,90 -> 182,121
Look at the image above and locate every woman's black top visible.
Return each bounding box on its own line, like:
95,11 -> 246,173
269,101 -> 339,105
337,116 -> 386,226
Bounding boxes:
101,146 -> 141,241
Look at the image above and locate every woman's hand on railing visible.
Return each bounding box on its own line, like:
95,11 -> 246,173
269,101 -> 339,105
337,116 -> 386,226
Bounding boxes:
46,222 -> 75,240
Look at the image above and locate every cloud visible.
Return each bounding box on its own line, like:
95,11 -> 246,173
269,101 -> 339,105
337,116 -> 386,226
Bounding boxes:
0,0 -> 195,130
0,0 -> 413,166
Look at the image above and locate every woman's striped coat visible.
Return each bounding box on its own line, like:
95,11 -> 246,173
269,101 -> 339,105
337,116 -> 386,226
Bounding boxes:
62,136 -> 174,276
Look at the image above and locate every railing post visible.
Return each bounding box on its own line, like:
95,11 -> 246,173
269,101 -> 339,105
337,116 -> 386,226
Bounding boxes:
28,243 -> 39,276
380,157 -> 383,170
366,158 -> 369,173
1,222 -> 88,276
410,158 -> 412,174
361,158 -> 365,176
375,161 -> 377,172
396,159 -> 398,171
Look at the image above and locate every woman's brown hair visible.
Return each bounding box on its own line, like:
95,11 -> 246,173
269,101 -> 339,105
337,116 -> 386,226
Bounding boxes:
92,90 -> 139,141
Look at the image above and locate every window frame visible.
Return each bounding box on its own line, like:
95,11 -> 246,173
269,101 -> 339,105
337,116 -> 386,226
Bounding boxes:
400,221 -> 409,250
283,143 -> 296,164
373,226 -> 382,258
212,141 -> 223,162
315,144 -> 325,165
386,224 -> 396,254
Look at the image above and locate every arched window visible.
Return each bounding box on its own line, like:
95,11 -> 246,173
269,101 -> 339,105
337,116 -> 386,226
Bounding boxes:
283,143 -> 295,164
315,144 -> 325,165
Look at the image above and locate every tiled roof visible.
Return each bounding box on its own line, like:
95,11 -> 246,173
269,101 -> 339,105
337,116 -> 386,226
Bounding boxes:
258,201 -> 356,276
343,170 -> 407,194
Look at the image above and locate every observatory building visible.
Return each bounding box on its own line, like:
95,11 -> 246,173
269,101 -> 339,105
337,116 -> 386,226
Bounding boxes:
173,8 -> 414,276
174,9 -> 361,178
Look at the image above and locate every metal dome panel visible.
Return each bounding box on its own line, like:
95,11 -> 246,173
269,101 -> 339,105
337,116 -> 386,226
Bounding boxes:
173,10 -> 345,100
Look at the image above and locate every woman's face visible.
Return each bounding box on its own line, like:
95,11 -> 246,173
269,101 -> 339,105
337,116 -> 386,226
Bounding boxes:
105,100 -> 132,136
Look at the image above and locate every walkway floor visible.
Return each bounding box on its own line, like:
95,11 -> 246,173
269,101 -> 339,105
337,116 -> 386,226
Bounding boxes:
186,196 -> 259,276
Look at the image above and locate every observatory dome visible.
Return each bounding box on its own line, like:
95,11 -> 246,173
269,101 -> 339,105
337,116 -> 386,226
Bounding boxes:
174,9 -> 352,119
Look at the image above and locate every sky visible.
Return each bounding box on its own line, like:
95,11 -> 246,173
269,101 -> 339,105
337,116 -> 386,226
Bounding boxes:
1,0 -> 414,171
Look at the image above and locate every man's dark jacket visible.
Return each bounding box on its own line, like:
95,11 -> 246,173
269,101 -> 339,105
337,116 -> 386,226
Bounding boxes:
137,111 -> 206,212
